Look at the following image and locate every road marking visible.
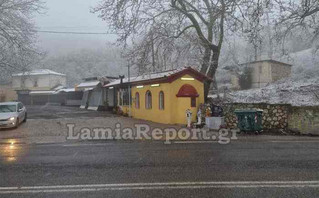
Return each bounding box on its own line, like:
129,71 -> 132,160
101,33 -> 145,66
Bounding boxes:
1,181 -> 319,194
174,141 -> 218,144
269,140 -> 319,143
62,143 -> 111,147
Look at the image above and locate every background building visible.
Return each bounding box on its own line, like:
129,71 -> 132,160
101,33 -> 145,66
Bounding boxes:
12,69 -> 68,105
230,60 -> 292,89
77,76 -> 118,110
12,69 -> 66,91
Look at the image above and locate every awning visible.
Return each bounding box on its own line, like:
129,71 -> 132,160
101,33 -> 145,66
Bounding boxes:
77,81 -> 100,89
176,84 -> 199,97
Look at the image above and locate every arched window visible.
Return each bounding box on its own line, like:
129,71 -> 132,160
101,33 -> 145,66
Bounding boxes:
135,92 -> 140,109
159,91 -> 164,110
145,90 -> 152,109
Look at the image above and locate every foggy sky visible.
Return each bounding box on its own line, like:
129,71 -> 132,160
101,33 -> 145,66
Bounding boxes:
35,0 -> 117,56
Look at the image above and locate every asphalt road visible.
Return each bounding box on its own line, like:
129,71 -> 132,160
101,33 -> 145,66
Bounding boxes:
1,140 -> 319,197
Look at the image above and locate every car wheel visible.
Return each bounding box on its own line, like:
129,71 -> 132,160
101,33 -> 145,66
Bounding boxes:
23,113 -> 27,123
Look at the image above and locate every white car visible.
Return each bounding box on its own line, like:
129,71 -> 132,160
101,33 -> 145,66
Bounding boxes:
0,102 -> 27,129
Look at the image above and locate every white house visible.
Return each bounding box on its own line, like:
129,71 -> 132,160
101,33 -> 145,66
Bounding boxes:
12,69 -> 67,105
12,69 -> 66,91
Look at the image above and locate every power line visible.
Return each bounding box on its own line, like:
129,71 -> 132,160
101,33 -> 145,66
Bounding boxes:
34,30 -> 121,35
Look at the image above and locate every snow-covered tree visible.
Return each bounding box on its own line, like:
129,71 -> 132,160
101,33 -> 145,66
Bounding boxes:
0,0 -> 43,81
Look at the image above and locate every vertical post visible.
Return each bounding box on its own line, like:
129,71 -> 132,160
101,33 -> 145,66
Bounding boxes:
128,61 -> 131,117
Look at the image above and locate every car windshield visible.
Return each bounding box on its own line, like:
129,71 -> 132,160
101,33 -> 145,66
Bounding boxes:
0,105 -> 17,113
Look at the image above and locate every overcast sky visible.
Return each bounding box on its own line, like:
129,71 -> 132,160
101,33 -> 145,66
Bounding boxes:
35,0 -> 117,56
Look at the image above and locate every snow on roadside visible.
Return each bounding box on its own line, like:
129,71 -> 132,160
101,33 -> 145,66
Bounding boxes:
228,76 -> 319,106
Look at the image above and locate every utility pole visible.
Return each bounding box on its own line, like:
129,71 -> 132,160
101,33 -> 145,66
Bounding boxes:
127,61 -> 131,117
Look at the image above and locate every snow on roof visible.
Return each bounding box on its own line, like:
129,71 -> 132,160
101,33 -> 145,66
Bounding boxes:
29,91 -> 56,95
84,88 -> 94,91
56,88 -> 77,93
12,69 -> 66,77
53,85 -> 65,91
105,67 -> 191,87
29,87 -> 79,95
76,81 -> 100,89
239,59 -> 292,66
0,102 -> 19,105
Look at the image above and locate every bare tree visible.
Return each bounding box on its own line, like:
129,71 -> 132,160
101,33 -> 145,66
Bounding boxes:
274,0 -> 319,50
124,29 -> 203,75
93,0 -> 261,100
40,48 -> 127,86
0,0 -> 43,80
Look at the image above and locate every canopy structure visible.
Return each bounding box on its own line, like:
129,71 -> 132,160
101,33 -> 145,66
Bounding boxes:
176,84 -> 199,97
76,81 -> 100,90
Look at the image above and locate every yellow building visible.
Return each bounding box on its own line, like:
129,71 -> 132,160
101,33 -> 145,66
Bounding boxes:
105,67 -> 212,125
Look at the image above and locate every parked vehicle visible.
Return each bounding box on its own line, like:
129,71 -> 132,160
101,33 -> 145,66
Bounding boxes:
0,102 -> 27,129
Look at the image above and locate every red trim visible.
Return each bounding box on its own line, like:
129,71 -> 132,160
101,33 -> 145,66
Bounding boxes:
176,84 -> 199,97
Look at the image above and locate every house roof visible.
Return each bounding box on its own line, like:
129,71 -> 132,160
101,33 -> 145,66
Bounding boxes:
30,88 -> 79,95
12,69 -> 66,77
240,59 -> 292,67
0,102 -> 19,105
76,81 -> 101,89
57,88 -> 77,93
29,91 -> 57,95
104,67 -> 212,87
83,76 -> 119,81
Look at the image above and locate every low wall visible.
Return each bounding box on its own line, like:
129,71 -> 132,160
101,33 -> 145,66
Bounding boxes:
224,103 -> 290,130
224,103 -> 319,135
288,106 -> 319,135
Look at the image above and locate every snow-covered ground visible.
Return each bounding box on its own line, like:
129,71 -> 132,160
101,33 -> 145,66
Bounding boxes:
222,48 -> 319,106
228,76 -> 319,106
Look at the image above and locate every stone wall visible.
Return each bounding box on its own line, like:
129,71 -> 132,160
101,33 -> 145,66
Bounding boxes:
224,103 -> 319,135
223,103 -> 290,130
288,106 -> 319,135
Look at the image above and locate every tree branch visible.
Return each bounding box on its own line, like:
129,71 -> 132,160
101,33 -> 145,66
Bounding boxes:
173,25 -> 194,38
